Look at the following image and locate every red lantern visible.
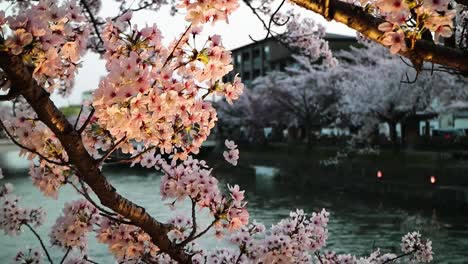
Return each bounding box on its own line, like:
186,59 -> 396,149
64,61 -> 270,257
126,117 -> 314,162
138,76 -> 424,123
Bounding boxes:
430,176 -> 436,184
377,170 -> 383,178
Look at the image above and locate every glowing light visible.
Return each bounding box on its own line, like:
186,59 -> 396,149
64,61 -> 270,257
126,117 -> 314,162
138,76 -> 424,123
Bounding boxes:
377,170 -> 383,178
430,176 -> 436,184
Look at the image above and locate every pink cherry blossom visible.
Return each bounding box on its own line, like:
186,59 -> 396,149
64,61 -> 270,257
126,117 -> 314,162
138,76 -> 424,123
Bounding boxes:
401,231 -> 433,263
381,29 -> 406,54
13,248 -> 43,264
0,183 -> 46,236
224,139 -> 237,150
223,149 -> 239,166
50,199 -> 100,251
5,29 -> 33,55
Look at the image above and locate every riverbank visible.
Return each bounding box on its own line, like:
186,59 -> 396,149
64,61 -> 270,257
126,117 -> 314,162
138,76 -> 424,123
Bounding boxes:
206,143 -> 468,214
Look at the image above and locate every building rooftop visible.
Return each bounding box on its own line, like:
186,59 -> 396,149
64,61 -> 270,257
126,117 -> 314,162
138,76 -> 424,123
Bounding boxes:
229,33 -> 356,51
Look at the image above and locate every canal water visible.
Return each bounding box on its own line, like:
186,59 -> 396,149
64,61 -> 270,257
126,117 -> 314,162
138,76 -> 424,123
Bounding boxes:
0,150 -> 467,263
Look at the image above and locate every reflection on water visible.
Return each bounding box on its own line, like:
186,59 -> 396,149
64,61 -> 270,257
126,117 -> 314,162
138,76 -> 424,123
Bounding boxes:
0,152 -> 467,263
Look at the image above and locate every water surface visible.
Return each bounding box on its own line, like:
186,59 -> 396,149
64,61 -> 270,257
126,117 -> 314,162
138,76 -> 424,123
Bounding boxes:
0,150 -> 467,263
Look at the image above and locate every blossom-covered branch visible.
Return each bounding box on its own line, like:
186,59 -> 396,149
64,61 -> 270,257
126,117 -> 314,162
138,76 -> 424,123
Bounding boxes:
288,0 -> 468,74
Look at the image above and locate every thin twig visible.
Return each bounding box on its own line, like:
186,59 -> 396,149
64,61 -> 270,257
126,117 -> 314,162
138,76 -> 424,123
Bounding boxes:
235,252 -> 244,264
68,179 -> 118,217
265,0 -> 289,38
382,249 -> 417,263
98,136 -> 127,165
178,198 -> 198,247
24,222 -> 54,264
243,0 -> 282,40
0,89 -> 19,101
315,252 -> 324,264
78,107 -> 95,133
105,146 -> 156,163
0,118 -> 68,166
162,25 -> 192,68
79,0 -> 104,45
178,218 -> 218,246
60,247 -> 71,264
84,256 -> 100,264
73,105 -> 85,130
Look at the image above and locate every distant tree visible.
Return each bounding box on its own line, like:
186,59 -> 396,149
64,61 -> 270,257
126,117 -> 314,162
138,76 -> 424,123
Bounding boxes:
252,57 -> 342,148
337,42 -> 466,150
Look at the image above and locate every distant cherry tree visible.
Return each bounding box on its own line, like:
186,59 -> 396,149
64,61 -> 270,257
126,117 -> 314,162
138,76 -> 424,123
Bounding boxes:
337,42 -> 467,149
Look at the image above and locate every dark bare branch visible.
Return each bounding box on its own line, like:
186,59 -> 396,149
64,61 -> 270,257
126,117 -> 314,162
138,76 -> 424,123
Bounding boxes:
24,222 -> 54,264
78,107 -> 95,133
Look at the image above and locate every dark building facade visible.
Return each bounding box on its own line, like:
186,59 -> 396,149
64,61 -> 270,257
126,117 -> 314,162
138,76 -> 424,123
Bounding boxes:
224,34 -> 358,86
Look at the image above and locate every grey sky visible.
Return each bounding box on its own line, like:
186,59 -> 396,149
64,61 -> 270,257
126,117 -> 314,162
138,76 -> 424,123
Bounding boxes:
49,1 -> 356,107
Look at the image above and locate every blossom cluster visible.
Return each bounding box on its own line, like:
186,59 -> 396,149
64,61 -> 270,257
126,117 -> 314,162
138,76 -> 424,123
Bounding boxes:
96,217 -> 160,263
223,139 -> 239,166
281,14 -> 337,68
402,231 -> 434,263
50,199 -> 100,252
178,0 -> 240,25
0,0 -> 89,94
355,0 -> 457,52
91,12 -> 243,159
211,210 -> 434,264
343,0 -> 456,53
13,247 -> 43,264
158,156 -> 249,234
2,109 -> 73,198
0,183 -> 46,236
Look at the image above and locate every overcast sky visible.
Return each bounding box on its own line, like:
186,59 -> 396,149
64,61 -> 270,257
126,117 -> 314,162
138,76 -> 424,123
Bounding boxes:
49,1 -> 356,107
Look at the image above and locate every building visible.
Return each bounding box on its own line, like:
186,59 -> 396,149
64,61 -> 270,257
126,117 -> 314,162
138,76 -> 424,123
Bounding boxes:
223,34 -> 358,86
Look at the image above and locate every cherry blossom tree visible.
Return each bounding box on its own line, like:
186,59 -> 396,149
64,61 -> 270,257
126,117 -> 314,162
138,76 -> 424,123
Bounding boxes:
249,59 -> 342,148
217,15 -> 340,146
337,41 -> 466,150
0,0 -> 436,263
216,88 -> 280,144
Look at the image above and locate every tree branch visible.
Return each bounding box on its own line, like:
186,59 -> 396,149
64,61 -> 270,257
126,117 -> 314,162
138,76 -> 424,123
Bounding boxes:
98,136 -> 127,165
79,0 -> 104,46
0,118 -> 68,166
177,198 -> 198,247
178,218 -> 218,247
60,247 -> 71,264
381,249 -> 417,263
23,222 -> 54,264
0,52 -> 192,263
0,89 -> 19,101
105,145 -> 156,163
74,105 -> 85,130
78,107 -> 95,133
289,0 -> 468,74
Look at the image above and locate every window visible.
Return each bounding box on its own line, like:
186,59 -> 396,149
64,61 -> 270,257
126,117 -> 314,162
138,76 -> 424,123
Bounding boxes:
280,62 -> 286,70
242,52 -> 250,61
242,71 -> 251,80
253,49 -> 260,58
253,69 -> 261,79
236,54 -> 241,64
264,45 -> 270,59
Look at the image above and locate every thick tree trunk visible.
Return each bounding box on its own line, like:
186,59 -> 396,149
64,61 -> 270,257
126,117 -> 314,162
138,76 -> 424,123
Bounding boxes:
388,121 -> 399,153
425,120 -> 431,137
